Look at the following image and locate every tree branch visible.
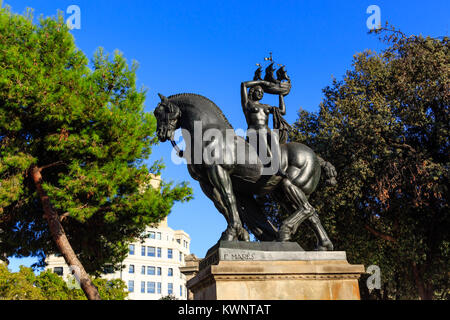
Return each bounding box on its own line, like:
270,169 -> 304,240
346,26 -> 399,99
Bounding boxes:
364,224 -> 397,243
38,161 -> 65,172
59,212 -> 70,222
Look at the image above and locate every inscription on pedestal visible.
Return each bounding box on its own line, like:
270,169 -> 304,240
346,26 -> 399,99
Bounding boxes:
223,251 -> 255,261
199,241 -> 346,270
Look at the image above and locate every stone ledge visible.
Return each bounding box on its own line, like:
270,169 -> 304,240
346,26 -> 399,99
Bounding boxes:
199,241 -> 347,270
188,259 -> 365,300
211,260 -> 365,275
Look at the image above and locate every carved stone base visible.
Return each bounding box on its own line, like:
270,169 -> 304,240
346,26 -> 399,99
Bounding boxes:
186,242 -> 365,300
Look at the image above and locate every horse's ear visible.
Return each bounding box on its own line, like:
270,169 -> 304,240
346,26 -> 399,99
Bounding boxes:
158,93 -> 168,103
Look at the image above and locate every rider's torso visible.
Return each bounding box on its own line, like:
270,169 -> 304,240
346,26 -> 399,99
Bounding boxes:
246,101 -> 271,130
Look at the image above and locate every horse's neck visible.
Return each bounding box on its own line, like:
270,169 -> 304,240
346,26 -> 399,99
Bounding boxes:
179,106 -> 203,145
178,103 -> 229,133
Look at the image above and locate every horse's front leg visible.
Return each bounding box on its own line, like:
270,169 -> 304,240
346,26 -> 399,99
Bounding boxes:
205,165 -> 250,241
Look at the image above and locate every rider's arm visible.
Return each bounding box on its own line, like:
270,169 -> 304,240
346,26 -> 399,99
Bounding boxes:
240,82 -> 250,112
278,94 -> 286,115
269,94 -> 286,115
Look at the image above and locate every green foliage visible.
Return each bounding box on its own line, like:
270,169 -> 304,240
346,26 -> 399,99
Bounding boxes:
0,7 -> 192,275
286,28 -> 448,299
92,278 -> 129,300
0,264 -> 44,299
0,264 -> 128,300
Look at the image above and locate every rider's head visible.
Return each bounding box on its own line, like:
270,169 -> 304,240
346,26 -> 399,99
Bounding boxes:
249,85 -> 264,101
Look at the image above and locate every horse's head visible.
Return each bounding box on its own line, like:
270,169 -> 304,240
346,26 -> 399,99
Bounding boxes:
153,93 -> 181,142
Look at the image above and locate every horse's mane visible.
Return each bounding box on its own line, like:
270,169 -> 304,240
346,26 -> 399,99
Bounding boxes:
168,93 -> 233,129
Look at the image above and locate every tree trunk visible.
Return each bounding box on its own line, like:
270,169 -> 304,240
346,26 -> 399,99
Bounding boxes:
30,166 -> 101,300
411,262 -> 433,300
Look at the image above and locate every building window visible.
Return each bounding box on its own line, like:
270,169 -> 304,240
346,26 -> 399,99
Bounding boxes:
128,280 -> 134,292
179,252 -> 183,262
180,285 -> 183,297
147,281 -> 155,294
157,282 -> 162,294
157,232 -> 161,240
157,267 -> 162,276
141,246 -> 146,256
168,268 -> 173,277
147,266 -> 155,275
129,264 -> 134,274
176,238 -> 181,244
168,283 -> 173,295
148,231 -> 155,239
129,244 -> 135,255
147,246 -> 155,257
141,265 -> 146,275
53,267 -> 63,276
157,247 -> 162,258
168,248 -> 173,259
141,281 -> 145,293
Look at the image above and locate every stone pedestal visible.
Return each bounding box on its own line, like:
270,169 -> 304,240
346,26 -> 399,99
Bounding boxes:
187,241 -> 365,300
180,254 -> 201,300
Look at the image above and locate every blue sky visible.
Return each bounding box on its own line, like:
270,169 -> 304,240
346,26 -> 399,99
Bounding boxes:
3,0 -> 449,271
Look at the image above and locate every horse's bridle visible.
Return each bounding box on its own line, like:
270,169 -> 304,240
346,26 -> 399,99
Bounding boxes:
170,139 -> 184,158
160,101 -> 184,158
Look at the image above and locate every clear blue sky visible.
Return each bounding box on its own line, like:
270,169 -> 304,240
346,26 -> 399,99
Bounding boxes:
3,0 -> 449,271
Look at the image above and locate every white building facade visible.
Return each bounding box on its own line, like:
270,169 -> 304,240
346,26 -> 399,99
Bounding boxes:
45,217 -> 191,300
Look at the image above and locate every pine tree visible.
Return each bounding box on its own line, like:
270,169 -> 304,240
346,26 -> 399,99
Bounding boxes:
0,7 -> 192,299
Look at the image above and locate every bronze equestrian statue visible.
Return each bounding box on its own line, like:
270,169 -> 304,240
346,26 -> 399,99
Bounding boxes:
153,63 -> 337,250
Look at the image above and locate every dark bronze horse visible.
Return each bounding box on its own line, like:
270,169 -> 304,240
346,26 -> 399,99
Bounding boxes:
154,93 -> 336,250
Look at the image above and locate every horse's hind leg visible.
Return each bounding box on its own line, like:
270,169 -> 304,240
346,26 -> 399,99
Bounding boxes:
206,165 -> 250,241
278,178 -> 333,250
277,178 -> 315,241
308,212 -> 333,251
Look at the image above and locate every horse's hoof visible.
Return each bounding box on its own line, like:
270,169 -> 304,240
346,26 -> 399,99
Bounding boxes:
239,228 -> 250,242
220,230 -> 235,241
277,226 -> 291,242
221,226 -> 242,241
316,240 -> 334,251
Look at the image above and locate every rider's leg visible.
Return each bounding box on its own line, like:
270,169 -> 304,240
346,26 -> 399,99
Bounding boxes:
267,130 -> 289,178
248,127 -> 287,178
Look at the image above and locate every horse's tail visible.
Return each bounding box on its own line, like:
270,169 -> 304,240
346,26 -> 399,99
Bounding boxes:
317,156 -> 337,186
